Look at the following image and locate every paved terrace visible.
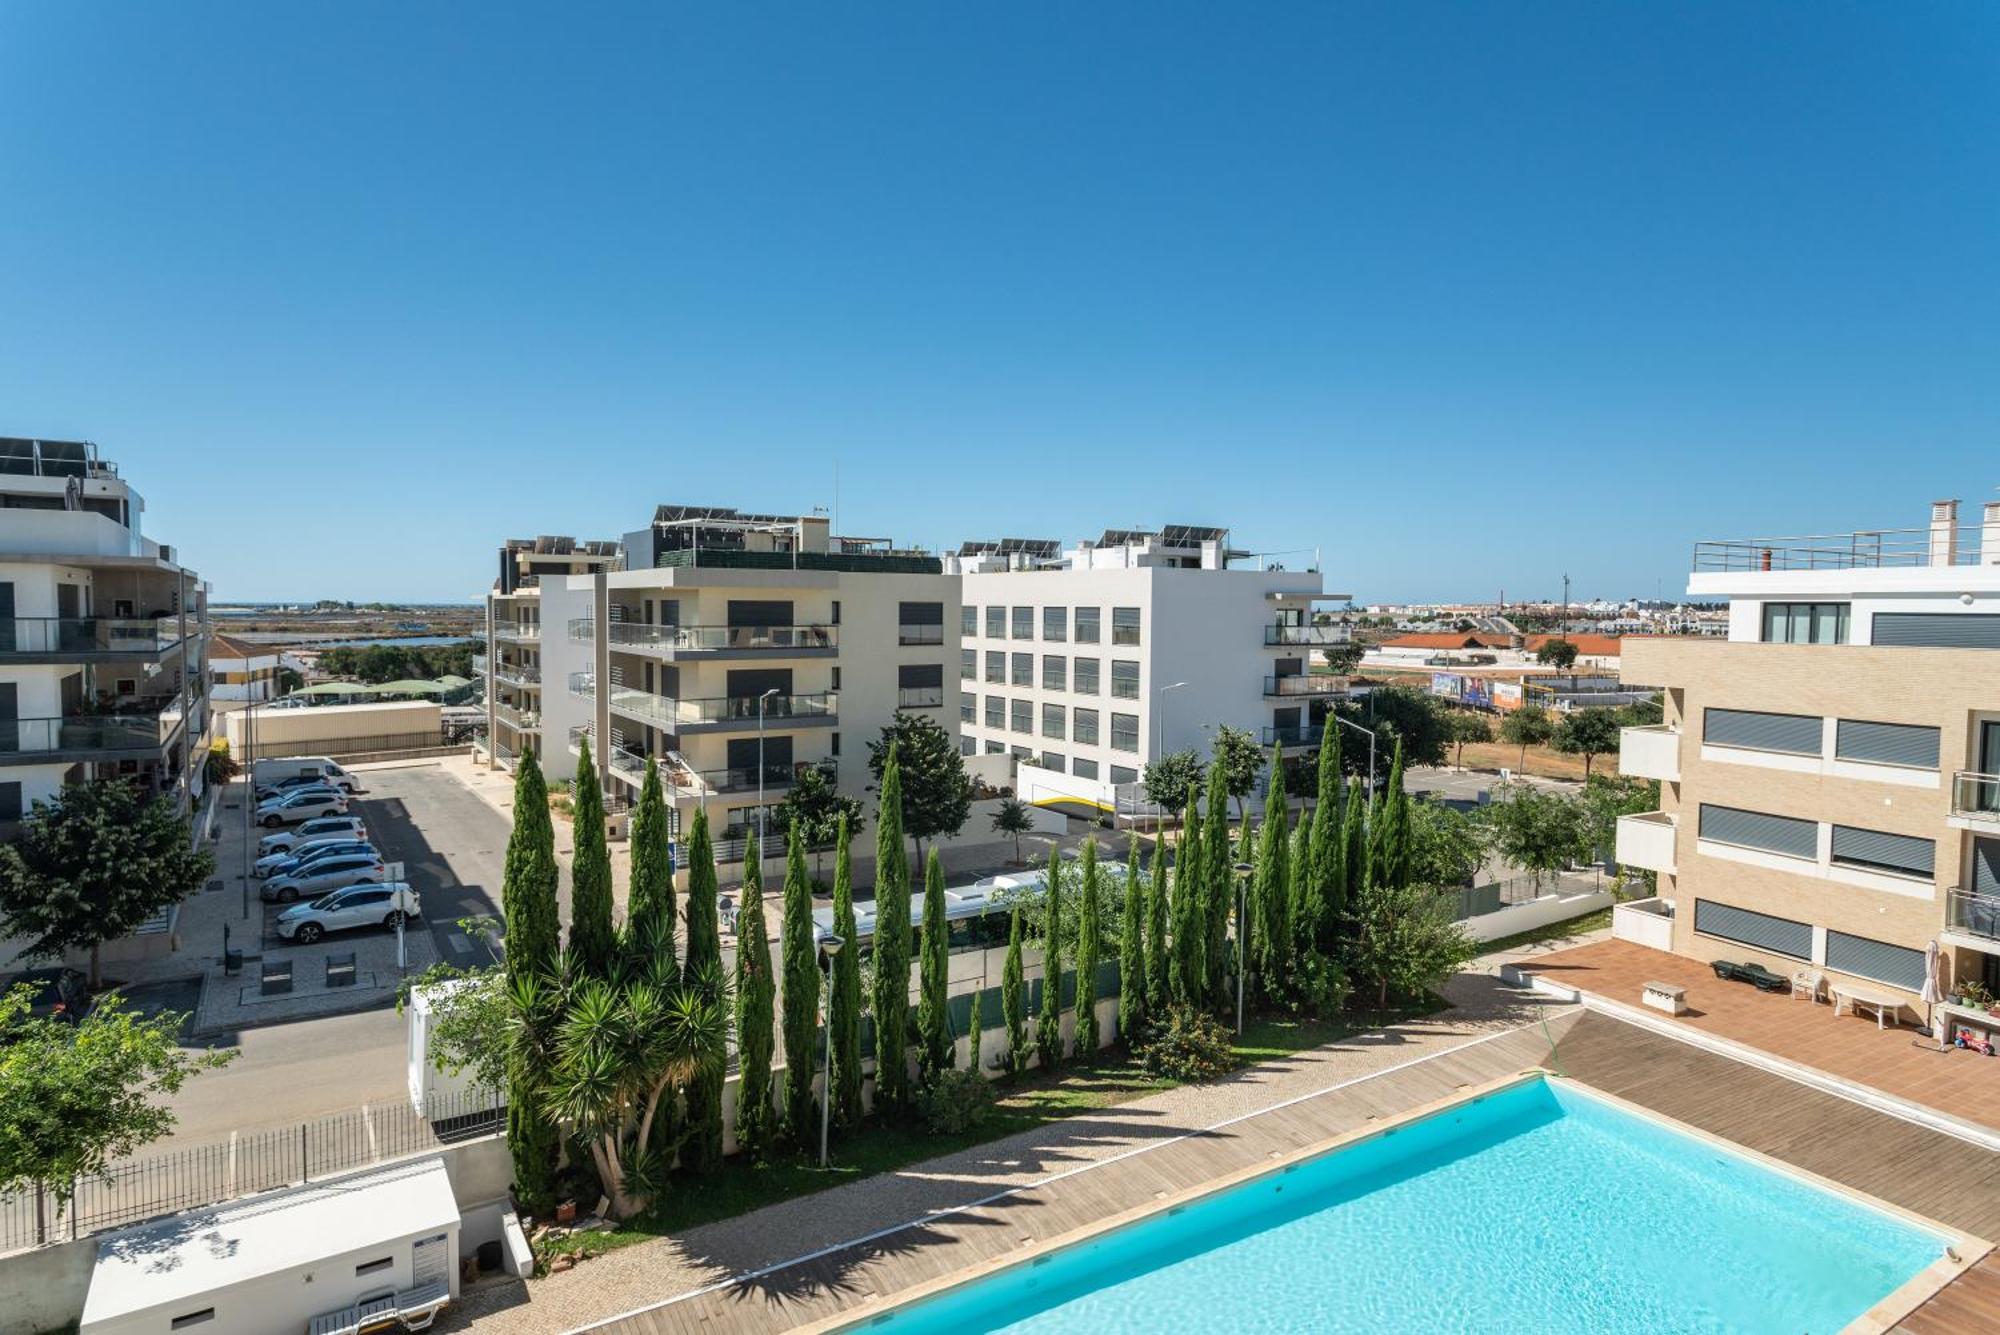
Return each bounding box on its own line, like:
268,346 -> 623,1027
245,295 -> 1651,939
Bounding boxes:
1509,938 -> 2000,1137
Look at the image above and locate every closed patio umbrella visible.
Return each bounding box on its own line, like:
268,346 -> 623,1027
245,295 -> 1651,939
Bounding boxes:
1920,939 -> 1942,1046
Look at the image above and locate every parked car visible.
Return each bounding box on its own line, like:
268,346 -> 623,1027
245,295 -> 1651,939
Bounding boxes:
252,756 -> 358,794
255,773 -> 338,803
257,788 -> 350,827
261,851 -> 386,902
255,838 -> 377,879
1,967 -> 93,1024
275,883 -> 422,943
257,815 -> 367,856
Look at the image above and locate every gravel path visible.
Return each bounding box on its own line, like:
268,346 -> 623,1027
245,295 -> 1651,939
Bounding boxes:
444,969 -> 1574,1333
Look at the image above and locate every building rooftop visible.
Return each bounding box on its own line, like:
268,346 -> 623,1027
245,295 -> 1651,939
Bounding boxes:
1694,497 -> 2000,573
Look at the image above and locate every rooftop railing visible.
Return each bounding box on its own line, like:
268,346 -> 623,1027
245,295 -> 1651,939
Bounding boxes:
652,547 -> 942,575
1693,525 -> 1997,572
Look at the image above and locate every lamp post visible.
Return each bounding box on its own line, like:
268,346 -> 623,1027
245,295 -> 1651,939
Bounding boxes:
1232,861 -> 1254,1033
1153,680 -> 1188,759
819,934 -> 845,1170
1331,714 -> 1378,803
757,686 -> 782,849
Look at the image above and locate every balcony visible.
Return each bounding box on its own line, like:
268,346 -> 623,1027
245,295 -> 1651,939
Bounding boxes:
897,686 -> 945,709
1614,811 -> 1678,875
494,702 -> 541,731
568,671 -> 596,703
897,624 -> 945,647
1945,888 -> 2000,951
1618,725 -> 1681,783
1950,772 -> 2000,827
471,654 -> 488,676
710,758 -> 837,795
0,711 -> 185,761
576,619 -> 839,657
1264,624 -> 1347,646
601,682 -> 838,733
0,615 -> 193,662
493,623 -> 540,644
1263,674 -> 1342,698
493,661 -> 541,687
1262,723 -> 1325,748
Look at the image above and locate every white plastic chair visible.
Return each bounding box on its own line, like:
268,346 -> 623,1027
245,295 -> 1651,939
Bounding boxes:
1791,968 -> 1823,1004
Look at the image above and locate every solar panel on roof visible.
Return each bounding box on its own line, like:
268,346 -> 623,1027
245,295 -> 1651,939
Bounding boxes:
1162,524 -> 1227,545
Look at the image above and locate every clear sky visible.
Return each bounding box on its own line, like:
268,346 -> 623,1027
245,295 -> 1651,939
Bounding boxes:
2,3 -> 1995,605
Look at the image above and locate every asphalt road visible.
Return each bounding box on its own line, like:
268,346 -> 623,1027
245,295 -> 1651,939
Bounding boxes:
353,763 -> 510,970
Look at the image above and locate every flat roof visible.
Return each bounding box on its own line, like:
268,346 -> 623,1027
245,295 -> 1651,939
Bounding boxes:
82,1158 -> 457,1324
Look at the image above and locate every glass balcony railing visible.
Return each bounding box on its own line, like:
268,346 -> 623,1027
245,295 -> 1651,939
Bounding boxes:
0,712 -> 181,756
493,623 -> 540,643
1262,723 -> 1325,747
598,683 -> 837,729
1946,888 -> 2000,943
589,621 -> 840,653
494,702 -> 541,730
493,661 -> 541,686
1264,674 -> 1342,698
1951,771 -> 2000,820
896,625 -> 945,646
0,616 -> 191,656
1263,624 -> 1346,646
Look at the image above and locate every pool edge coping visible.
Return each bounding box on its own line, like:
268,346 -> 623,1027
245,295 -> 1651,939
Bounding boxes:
795,1067 -> 1991,1335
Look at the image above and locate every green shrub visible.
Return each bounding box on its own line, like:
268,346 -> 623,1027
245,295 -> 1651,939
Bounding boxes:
1138,1004 -> 1236,1083
913,1066 -> 994,1134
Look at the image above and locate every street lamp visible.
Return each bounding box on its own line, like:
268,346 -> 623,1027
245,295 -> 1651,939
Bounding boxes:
818,934 -> 845,1170
757,686 -> 782,848
1330,714 -> 1379,803
1232,861 -> 1254,1034
1153,681 -> 1188,759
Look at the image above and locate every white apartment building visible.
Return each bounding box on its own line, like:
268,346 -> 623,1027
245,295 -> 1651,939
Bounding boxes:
481,536 -> 624,767
519,506 -> 960,849
0,438 -> 209,838
946,526 -> 1342,803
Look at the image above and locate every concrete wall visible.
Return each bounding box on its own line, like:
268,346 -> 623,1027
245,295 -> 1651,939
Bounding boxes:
1611,897 -> 1675,952
225,700 -> 441,758
1460,885 -> 1617,944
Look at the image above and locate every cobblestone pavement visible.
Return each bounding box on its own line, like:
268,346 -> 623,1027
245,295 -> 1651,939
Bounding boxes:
442,972 -> 1573,1333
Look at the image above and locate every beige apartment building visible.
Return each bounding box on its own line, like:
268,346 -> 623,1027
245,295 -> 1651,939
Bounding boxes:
1616,498 -> 2000,1019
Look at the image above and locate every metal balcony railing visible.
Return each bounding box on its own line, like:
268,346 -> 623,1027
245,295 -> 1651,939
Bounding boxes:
1951,771 -> 2000,820
1946,888 -> 2000,943
1263,674 -> 1342,698
1263,624 -> 1346,646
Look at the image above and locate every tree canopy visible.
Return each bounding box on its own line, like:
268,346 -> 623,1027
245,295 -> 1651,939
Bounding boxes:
1553,708 -> 1621,779
1209,725 -> 1263,819
867,713 -> 972,855
775,763 -> 864,875
1498,704 -> 1557,769
1142,748 -> 1204,815
1535,638 -> 1580,669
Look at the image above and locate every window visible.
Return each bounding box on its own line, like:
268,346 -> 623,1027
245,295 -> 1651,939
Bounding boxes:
898,664 -> 944,708
831,666 -> 842,690
1703,708 -> 1821,756
985,695 -> 1004,728
831,732 -> 841,756
1073,657 -> 1099,694
898,601 -> 945,645
1110,712 -> 1140,753
1041,750 -> 1065,771
961,735 -> 976,756
1042,703 -> 1065,739
1110,764 -> 1138,785
1871,613 -> 2000,649
1043,606 -> 1067,641
1835,719 -> 1940,770
1011,699 -> 1033,733
985,740 -> 1005,755
960,648 -> 977,681
1074,606 -> 1100,643
171,1311 -> 216,1330
1012,606 -> 1034,639
1825,931 -> 1928,990
986,606 -> 1006,638
1111,660 -> 1140,700
1012,744 -> 1033,760
985,651 -> 1005,684
1830,825 -> 1934,880
1012,652 -> 1033,686
831,600 -> 841,625
960,696 -> 975,724
1074,707 -> 1100,745
1112,606 -> 1142,646
1042,655 -> 1066,691
356,1257 -> 394,1277
1692,900 -> 1812,960
1761,602 -> 1849,645
1073,757 -> 1099,780
962,605 -> 978,637
1697,803 -> 1817,860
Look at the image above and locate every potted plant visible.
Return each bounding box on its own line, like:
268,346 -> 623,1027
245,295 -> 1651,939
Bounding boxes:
1953,979 -> 1992,1010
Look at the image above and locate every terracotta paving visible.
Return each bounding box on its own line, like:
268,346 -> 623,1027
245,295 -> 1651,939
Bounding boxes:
1513,938 -> 2000,1134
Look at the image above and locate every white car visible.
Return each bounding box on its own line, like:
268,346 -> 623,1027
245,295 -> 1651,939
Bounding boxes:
257,815 -> 367,856
261,850 -> 386,903
274,883 -> 421,944
255,838 -> 376,879
257,788 -> 350,827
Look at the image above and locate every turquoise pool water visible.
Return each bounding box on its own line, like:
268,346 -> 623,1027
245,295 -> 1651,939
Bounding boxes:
863,1076 -> 1946,1334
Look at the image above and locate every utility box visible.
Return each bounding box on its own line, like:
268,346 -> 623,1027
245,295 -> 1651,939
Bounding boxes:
80,1157 -> 460,1335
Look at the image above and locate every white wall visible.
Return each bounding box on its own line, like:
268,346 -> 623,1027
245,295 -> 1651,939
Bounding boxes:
1461,886 -> 1617,943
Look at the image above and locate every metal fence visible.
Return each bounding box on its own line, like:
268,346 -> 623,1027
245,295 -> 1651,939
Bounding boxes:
0,1087 -> 503,1254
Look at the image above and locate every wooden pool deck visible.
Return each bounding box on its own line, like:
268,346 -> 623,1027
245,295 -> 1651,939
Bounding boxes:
582,1007 -> 2000,1334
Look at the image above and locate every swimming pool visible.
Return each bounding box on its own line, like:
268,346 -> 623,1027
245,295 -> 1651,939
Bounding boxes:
847,1075 -> 1958,1334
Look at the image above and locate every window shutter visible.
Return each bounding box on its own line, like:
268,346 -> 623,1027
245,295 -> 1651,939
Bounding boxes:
1834,720 -> 1940,769
1871,612 -> 2000,648
1693,900 -> 1812,959
1702,708 -> 1821,755
1829,825 -> 1934,878
1824,931 -> 1926,990
1697,804 -> 1817,859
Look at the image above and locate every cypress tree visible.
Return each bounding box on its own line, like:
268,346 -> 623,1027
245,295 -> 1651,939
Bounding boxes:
1035,850 -> 1065,1071
680,808 -> 726,1173
1253,747 -> 1293,1006
1201,760 -> 1233,1014
1073,840 -> 1101,1058
628,757 -> 675,955
1144,836 -> 1169,1016
1116,836 -> 1147,1041
870,746 -> 914,1115
500,751 -> 559,1213
1375,740 -> 1412,890
827,815 -> 864,1129
1304,731 -> 1343,952
967,983 -> 984,1075
1340,776 -> 1368,945
566,735 -> 616,976
1288,817 -> 1311,963
1171,804 -> 1206,1006
779,822 -> 820,1146
916,848 -> 954,1083
1002,903 -> 1027,1075
733,834 -> 776,1158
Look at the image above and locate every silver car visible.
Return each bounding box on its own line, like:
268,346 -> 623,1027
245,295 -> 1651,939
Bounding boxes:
256,788 -> 350,827
257,815 -> 367,856
255,838 -> 376,879
261,850 -> 386,903
275,883 -> 422,944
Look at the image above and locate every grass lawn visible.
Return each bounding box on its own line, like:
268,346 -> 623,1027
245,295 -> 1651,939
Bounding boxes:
537,997 -> 1441,1265
1479,906 -> 1613,956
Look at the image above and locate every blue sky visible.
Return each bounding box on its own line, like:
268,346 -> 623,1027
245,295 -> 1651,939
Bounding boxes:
2,3 -> 1995,604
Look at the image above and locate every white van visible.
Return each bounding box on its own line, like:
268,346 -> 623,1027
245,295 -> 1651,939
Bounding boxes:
250,756 -> 358,794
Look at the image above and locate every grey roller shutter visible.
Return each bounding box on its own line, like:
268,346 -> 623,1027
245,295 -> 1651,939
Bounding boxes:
1973,837 -> 2000,898
1703,709 -> 1821,756
1834,720 -> 1940,769
1829,825 -> 1934,879
1824,931 -> 1926,991
1693,901 -> 1812,960
1871,613 -> 2000,648
1698,804 -> 1817,859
